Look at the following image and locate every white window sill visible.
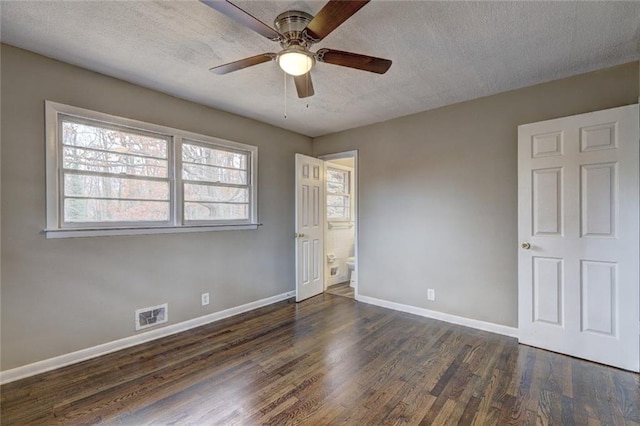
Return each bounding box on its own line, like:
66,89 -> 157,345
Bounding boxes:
43,224 -> 261,239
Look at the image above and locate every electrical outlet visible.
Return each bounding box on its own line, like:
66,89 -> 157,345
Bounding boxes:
427,289 -> 435,301
201,292 -> 210,306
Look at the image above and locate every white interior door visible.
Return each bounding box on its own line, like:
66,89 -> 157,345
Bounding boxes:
518,104 -> 639,372
295,154 -> 325,302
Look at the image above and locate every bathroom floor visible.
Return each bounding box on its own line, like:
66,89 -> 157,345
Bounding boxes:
325,281 -> 354,299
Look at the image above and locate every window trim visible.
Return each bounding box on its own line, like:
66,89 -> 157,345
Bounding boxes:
45,101 -> 259,238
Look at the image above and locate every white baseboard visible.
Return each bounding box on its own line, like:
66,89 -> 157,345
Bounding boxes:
0,291 -> 295,385
356,294 -> 518,338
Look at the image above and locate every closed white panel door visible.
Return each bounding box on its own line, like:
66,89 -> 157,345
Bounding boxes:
295,154 -> 325,302
518,104 -> 639,372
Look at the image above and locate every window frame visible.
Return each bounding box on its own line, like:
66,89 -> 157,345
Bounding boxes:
57,114 -> 175,229
179,138 -> 253,226
45,101 -> 258,238
326,164 -> 352,222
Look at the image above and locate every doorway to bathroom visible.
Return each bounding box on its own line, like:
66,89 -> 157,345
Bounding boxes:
320,151 -> 357,299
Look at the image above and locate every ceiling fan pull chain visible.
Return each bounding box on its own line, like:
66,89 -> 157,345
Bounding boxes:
283,70 -> 287,119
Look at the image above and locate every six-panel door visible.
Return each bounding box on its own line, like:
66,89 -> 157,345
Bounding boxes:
295,154 -> 325,302
518,104 -> 639,372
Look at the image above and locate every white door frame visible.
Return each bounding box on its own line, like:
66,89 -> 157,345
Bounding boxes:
319,150 -> 359,298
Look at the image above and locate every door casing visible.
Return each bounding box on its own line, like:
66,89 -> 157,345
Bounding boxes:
319,150 -> 359,297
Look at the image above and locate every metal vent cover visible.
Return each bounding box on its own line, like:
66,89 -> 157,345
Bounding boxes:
135,303 -> 168,331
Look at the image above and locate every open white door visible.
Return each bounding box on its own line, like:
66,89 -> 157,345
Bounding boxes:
295,154 -> 325,302
518,104 -> 639,372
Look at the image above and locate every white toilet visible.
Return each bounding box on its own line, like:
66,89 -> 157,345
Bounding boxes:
346,257 -> 356,288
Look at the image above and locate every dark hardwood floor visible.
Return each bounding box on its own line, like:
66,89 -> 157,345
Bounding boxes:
1,294 -> 638,425
325,281 -> 355,299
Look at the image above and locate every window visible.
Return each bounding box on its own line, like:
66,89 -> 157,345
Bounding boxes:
326,166 -> 351,221
60,117 -> 172,225
182,141 -> 250,222
45,101 -> 258,238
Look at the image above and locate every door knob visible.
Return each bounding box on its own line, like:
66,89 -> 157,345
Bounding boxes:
521,242 -> 531,250
295,233 -> 305,238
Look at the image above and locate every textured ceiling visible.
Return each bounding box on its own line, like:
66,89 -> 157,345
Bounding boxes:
1,1 -> 639,137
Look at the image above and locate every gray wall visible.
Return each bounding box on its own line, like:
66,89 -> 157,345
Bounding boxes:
314,62 -> 639,327
1,43 -> 638,372
0,45 -> 312,370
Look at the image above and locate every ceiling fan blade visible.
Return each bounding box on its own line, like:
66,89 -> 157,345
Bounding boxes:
200,0 -> 282,41
303,0 -> 369,42
209,53 -> 276,75
316,48 -> 392,74
294,73 -> 315,98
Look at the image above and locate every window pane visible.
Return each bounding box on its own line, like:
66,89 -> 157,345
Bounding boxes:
182,164 -> 247,185
327,192 -> 350,220
327,195 -> 347,208
184,202 -> 248,221
64,174 -> 169,200
327,168 -> 349,195
328,207 -> 347,219
184,184 -> 248,203
64,199 -> 169,222
182,143 -> 247,169
327,181 -> 346,194
327,169 -> 346,184
63,147 -> 168,178
62,120 -> 167,158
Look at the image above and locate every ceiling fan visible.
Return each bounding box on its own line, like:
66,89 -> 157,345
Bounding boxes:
200,0 -> 392,98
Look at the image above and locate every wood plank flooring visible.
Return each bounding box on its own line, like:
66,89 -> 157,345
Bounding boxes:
325,281 -> 354,299
1,294 -> 638,425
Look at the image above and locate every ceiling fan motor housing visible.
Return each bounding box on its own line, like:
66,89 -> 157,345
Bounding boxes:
274,11 -> 314,49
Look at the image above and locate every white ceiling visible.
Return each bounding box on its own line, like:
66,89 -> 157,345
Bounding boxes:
1,1 -> 639,137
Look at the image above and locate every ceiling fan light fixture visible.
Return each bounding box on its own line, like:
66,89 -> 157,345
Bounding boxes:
277,48 -> 314,76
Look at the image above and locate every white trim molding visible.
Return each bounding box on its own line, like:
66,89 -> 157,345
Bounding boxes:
44,223 -> 261,239
0,291 -> 295,385
356,294 -> 518,338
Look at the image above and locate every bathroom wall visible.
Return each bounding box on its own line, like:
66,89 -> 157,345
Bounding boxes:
325,158 -> 355,287
326,226 -> 355,285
